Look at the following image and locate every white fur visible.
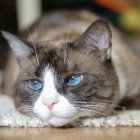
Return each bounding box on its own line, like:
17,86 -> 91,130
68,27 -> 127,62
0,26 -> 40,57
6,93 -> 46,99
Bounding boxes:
33,67 -> 77,126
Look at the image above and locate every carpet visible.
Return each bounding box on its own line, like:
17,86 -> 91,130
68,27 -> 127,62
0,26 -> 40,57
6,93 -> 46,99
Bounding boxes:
0,94 -> 140,128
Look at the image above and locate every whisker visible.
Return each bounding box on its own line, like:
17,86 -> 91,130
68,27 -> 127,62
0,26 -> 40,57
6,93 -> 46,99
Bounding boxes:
64,30 -> 70,63
71,100 -> 110,105
64,44 -> 67,64
71,100 -> 123,109
27,29 -> 40,66
77,108 -> 109,117
17,106 -> 33,111
75,105 -> 104,109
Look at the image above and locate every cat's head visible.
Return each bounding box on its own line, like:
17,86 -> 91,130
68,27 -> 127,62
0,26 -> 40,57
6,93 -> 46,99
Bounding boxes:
2,19 -> 119,127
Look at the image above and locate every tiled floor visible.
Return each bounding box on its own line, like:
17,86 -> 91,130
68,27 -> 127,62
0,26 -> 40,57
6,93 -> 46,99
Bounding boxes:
0,127 -> 140,140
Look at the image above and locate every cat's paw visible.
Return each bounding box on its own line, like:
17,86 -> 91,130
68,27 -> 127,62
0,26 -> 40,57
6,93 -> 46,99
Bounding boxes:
79,117 -> 103,127
65,120 -> 84,128
67,118 -> 95,128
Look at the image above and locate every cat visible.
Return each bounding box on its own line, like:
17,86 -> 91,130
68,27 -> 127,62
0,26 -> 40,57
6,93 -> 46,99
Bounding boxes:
1,10 -> 140,127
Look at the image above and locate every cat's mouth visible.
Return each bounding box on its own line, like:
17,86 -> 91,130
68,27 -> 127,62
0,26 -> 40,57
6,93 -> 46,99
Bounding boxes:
47,110 -> 77,120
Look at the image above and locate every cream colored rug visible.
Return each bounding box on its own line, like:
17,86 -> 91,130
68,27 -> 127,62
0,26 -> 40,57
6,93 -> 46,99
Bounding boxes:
0,94 -> 140,128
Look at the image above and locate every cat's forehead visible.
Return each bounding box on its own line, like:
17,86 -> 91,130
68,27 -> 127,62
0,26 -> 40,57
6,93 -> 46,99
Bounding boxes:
33,42 -> 101,75
20,41 -> 101,79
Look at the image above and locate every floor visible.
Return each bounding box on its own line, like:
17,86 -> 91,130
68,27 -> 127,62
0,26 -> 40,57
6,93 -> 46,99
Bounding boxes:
0,127 -> 140,140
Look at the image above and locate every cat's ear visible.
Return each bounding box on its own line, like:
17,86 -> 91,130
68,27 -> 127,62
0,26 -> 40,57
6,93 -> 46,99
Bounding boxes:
79,19 -> 112,60
1,31 -> 32,59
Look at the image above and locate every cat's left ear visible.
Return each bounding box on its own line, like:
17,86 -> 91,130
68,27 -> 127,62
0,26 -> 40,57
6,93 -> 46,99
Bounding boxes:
78,19 -> 112,60
1,31 -> 33,60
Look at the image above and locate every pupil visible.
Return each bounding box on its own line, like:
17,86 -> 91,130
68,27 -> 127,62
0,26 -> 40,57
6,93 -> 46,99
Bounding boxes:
33,81 -> 39,88
71,78 -> 74,82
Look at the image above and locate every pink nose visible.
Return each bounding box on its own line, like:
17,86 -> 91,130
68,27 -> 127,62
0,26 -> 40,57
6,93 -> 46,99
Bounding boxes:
46,101 -> 59,110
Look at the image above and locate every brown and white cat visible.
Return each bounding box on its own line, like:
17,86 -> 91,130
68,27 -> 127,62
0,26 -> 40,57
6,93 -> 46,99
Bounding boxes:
1,10 -> 140,127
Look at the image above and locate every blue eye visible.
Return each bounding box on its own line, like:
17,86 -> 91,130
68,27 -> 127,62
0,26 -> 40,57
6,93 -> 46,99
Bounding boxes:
65,75 -> 83,87
28,80 -> 43,91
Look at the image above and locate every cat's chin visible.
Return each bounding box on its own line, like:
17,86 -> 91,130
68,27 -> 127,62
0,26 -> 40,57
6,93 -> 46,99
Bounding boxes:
47,116 -> 77,127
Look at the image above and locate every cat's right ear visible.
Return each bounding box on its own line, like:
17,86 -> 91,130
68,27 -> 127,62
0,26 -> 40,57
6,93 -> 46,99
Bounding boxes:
1,31 -> 32,59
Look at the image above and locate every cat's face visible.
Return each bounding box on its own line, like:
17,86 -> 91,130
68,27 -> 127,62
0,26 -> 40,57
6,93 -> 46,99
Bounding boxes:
2,19 -> 119,127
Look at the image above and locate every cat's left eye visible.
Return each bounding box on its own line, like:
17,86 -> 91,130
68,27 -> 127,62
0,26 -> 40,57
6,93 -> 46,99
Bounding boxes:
28,80 -> 43,91
64,75 -> 83,87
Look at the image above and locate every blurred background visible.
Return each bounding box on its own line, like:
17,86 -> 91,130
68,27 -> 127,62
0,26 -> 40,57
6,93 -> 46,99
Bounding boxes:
0,0 -> 140,34
0,0 -> 140,71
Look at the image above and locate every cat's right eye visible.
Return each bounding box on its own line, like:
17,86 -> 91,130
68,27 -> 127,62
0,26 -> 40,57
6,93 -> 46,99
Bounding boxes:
28,80 -> 43,91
